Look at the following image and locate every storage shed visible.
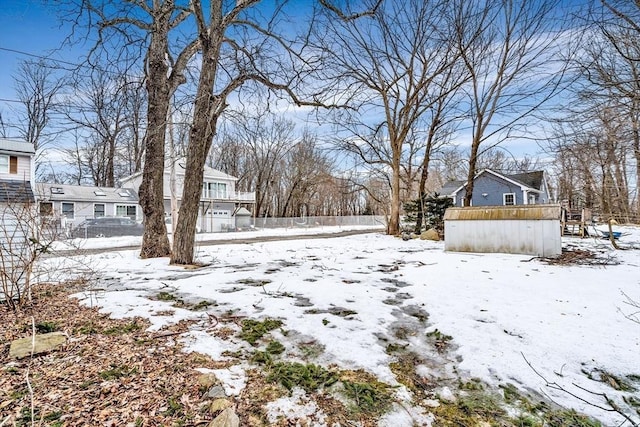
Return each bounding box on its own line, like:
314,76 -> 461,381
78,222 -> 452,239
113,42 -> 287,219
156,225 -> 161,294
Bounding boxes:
444,205 -> 561,256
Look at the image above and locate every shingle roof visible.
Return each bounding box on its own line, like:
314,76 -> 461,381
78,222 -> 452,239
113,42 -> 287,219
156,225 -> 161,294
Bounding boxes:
35,183 -> 138,203
0,180 -> 35,203
507,171 -> 544,191
437,180 -> 465,196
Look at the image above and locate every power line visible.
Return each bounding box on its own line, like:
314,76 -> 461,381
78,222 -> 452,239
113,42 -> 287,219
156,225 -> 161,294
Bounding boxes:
0,46 -> 81,68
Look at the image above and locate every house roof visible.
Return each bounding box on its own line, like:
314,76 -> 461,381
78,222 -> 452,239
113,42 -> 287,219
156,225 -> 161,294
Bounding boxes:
119,158 -> 239,185
0,139 -> 35,155
437,169 -> 546,196
35,183 -> 138,203
0,180 -> 35,203
507,171 -> 544,191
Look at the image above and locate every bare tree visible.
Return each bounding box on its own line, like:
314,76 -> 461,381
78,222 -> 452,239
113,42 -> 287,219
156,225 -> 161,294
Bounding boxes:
170,0 -> 328,264
454,0 -> 568,206
72,0 -> 200,258
314,0 -> 462,235
12,59 -> 65,176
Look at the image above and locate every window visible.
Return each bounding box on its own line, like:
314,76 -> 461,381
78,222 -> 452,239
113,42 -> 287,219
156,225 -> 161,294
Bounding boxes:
116,204 -> 137,220
202,182 -> 228,199
94,190 -> 106,196
94,204 -> 105,217
61,202 -> 75,219
39,202 -> 53,216
503,193 -> 516,206
528,194 -> 536,205
1,155 -> 18,174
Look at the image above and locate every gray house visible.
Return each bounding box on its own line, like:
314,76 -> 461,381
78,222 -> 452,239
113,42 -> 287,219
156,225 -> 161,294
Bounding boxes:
35,183 -> 140,227
438,169 -> 551,207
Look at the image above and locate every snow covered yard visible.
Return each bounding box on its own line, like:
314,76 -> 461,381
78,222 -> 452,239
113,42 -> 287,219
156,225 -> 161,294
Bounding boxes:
47,226 -> 640,426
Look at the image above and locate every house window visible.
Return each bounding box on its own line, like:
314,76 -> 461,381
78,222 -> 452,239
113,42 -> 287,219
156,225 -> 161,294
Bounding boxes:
203,182 -> 228,199
0,155 -> 18,174
39,202 -> 53,216
61,202 -> 75,219
528,194 -> 536,205
116,204 -> 137,220
503,193 -> 516,206
94,204 -> 105,217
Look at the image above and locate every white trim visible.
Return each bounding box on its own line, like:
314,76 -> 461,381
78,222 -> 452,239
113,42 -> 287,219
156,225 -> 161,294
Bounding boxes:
61,202 -> 75,219
0,154 -> 8,174
93,203 -> 106,217
503,193 -> 516,206
116,204 -> 137,219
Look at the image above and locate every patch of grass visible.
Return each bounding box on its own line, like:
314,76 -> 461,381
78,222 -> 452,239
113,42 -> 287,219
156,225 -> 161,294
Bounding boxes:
427,328 -> 453,352
35,321 -> 59,333
99,364 -> 138,380
596,369 -> 635,392
322,318 -> 329,326
251,350 -> 273,365
298,341 -> 325,360
456,392 -> 506,420
266,362 -> 338,392
103,320 -> 142,336
75,322 -> 99,334
163,396 -> 184,417
239,318 -> 283,345
43,411 -> 62,422
189,300 -> 216,310
542,408 -> 601,427
342,380 -> 393,415
385,342 -> 408,354
460,378 -> 484,391
389,353 -> 430,398
156,291 -> 177,301
265,340 -> 285,355
426,328 -> 452,341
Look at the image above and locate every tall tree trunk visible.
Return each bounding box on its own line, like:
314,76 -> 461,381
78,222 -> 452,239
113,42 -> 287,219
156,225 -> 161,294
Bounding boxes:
139,18 -> 172,259
171,18 -> 223,264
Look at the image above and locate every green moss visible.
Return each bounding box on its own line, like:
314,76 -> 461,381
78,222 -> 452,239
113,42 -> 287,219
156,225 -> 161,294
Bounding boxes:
266,340 -> 285,355
342,380 -> 393,415
239,318 -> 283,345
156,291 -> 177,301
543,408 -> 601,427
266,362 -> 338,392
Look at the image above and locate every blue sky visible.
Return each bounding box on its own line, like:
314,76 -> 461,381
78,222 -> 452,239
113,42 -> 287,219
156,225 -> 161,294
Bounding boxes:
0,0 -> 83,130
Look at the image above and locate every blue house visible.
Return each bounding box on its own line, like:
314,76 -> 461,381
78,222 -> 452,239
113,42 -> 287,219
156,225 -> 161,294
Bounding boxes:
438,169 -> 551,207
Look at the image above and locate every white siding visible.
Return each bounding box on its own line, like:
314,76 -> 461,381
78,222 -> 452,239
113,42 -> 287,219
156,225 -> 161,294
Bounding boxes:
0,204 -> 31,299
0,154 -> 31,181
444,219 -> 561,256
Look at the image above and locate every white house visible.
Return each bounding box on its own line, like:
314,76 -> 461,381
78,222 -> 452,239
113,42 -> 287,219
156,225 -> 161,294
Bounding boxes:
119,158 -> 256,232
0,139 -> 36,301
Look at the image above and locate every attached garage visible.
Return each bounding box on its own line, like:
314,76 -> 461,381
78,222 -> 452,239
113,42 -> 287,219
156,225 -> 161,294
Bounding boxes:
444,205 -> 562,257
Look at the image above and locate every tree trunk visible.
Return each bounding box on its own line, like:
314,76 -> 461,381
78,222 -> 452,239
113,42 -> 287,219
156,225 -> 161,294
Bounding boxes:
171,23 -> 222,265
464,140 -> 481,207
138,19 -> 172,259
388,142 -> 402,235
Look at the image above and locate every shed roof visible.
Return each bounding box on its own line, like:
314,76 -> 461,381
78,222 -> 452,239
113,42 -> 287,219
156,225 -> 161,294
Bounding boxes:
35,183 -> 138,203
444,204 -> 561,221
0,180 -> 35,203
0,139 -> 35,155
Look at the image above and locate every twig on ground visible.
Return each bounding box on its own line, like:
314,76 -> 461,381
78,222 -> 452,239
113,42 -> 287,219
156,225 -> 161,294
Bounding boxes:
521,352 -> 639,426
